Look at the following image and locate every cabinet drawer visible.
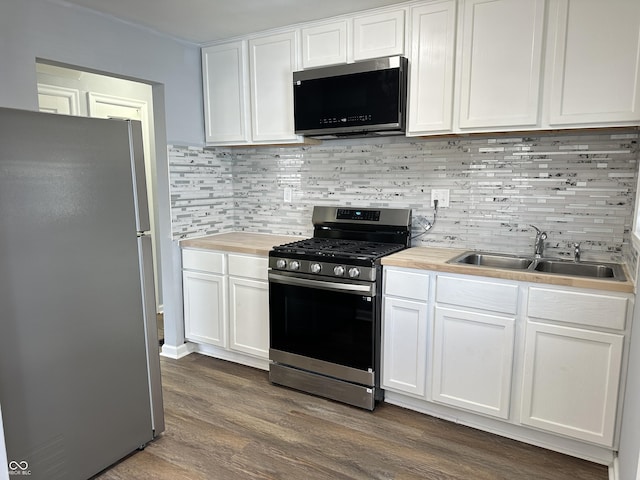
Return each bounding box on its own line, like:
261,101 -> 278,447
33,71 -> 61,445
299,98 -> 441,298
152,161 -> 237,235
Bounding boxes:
182,249 -> 226,274
527,287 -> 628,330
228,254 -> 268,280
384,268 -> 430,302
436,275 -> 518,315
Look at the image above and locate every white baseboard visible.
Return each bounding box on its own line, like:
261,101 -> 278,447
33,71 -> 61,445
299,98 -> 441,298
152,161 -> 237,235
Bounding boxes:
160,342 -> 194,359
609,456 -> 619,480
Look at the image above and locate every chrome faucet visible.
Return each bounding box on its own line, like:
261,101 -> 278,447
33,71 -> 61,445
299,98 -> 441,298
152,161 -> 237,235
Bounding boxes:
574,243 -> 581,262
529,225 -> 547,258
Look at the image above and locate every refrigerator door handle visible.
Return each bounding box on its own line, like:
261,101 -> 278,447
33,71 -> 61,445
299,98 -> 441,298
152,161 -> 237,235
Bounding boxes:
137,234 -> 164,435
127,120 -> 151,233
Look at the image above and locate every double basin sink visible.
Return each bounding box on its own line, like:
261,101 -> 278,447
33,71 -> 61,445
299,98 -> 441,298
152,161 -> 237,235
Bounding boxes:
447,251 -> 627,282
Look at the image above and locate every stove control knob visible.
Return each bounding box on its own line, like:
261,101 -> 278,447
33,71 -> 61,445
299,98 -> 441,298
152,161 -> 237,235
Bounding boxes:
276,259 -> 287,269
310,263 -> 322,274
289,260 -> 300,271
333,265 -> 345,276
348,267 -> 360,278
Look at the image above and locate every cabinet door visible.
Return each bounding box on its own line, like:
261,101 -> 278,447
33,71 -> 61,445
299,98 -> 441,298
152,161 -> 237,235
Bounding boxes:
202,41 -> 250,144
182,271 -> 227,347
228,276 -> 269,358
301,21 -> 348,68
546,0 -> 640,125
249,31 -> 300,143
457,0 -> 545,128
353,10 -> 405,61
382,297 -> 428,396
406,1 -> 457,135
520,321 -> 624,446
432,306 -> 515,419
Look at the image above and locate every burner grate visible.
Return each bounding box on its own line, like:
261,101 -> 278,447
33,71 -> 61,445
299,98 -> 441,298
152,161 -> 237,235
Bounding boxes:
273,238 -> 405,260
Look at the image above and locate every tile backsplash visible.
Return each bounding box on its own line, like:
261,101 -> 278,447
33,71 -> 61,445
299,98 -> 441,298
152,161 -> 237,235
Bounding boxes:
169,129 -> 639,263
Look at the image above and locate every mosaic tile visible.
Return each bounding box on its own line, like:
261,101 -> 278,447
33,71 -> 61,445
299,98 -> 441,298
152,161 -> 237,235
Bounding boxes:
168,130 -> 639,273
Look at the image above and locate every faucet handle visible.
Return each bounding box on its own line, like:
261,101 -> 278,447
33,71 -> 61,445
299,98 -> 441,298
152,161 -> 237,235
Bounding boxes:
529,224 -> 541,234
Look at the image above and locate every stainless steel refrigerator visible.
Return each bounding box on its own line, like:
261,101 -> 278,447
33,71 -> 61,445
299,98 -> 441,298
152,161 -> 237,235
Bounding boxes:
0,107 -> 164,480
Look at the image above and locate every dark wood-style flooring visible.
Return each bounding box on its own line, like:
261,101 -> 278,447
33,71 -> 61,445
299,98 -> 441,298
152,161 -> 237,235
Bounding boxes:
96,353 -> 608,480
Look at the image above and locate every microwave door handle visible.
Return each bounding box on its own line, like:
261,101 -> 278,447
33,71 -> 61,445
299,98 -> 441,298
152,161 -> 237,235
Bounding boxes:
268,272 -> 375,296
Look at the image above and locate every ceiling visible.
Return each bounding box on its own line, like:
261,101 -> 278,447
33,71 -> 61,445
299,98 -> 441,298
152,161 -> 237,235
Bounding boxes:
51,0 -> 408,44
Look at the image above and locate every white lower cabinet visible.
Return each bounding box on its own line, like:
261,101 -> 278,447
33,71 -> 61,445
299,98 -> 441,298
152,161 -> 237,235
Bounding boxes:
382,266 -> 633,459
229,276 -> 269,358
432,305 -> 514,419
183,270 -> 227,347
182,248 -> 270,366
383,297 -> 428,396
432,275 -> 517,419
520,285 -> 629,447
520,321 -> 623,446
382,267 -> 430,397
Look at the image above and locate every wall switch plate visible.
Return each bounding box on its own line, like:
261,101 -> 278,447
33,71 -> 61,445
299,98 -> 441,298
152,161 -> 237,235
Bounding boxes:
431,189 -> 450,208
284,187 -> 293,203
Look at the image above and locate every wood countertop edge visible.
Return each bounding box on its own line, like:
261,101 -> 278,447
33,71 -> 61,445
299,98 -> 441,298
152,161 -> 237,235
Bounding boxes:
382,248 -> 635,294
180,237 -> 635,294
180,232 -> 306,257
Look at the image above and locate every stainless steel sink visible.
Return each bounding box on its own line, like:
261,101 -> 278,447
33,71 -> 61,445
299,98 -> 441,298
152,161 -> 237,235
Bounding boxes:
447,251 -> 627,281
447,252 -> 533,270
533,259 -> 627,281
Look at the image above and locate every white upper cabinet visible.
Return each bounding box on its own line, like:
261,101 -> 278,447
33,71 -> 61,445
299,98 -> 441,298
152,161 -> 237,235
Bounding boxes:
202,33 -> 302,145
249,31 -> 300,143
545,0 -> 640,126
353,10 -> 406,61
301,21 -> 348,68
407,1 -> 457,135
456,0 -> 545,129
202,41 -> 249,144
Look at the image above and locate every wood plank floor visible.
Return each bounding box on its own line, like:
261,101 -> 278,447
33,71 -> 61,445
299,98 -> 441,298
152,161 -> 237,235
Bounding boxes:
95,354 -> 608,480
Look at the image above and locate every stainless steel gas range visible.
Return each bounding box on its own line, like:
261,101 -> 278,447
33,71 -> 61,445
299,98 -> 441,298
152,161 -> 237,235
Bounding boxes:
268,206 -> 412,410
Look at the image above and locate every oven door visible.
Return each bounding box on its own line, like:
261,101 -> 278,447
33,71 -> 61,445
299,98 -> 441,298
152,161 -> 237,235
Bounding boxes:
268,270 -> 378,385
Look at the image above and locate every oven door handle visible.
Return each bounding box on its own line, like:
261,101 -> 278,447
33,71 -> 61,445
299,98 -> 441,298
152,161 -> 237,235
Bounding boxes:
268,272 -> 375,296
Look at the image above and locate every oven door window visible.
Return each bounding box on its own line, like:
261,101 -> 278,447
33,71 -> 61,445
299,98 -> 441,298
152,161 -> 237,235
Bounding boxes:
269,281 -> 376,371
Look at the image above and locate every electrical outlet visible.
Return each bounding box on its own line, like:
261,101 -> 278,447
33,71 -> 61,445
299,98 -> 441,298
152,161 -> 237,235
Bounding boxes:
284,187 -> 292,203
430,189 -> 450,208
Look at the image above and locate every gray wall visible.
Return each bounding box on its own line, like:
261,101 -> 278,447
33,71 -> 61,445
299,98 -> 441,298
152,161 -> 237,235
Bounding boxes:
0,0 -> 205,450
0,0 -> 203,145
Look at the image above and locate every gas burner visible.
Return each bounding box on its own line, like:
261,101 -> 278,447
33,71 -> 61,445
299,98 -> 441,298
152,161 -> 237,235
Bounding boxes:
274,238 -> 405,261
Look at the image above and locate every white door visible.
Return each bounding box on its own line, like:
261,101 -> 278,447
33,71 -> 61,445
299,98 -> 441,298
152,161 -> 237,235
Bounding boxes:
228,276 -> 269,358
183,271 -> 227,347
248,31 -> 300,143
202,41 -> 250,144
407,1 -> 457,135
37,84 -> 80,115
546,0 -> 640,125
301,21 -> 348,68
457,0 -> 545,129
353,9 -> 405,61
432,306 -> 515,419
382,297 -> 428,396
520,321 -> 624,446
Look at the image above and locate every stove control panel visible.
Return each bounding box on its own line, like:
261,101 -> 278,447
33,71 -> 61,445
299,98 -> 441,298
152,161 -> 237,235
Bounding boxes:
269,257 -> 376,282
336,209 -> 380,221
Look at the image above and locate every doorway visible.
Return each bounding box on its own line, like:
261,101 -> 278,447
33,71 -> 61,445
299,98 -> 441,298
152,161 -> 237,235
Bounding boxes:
35,62 -> 164,326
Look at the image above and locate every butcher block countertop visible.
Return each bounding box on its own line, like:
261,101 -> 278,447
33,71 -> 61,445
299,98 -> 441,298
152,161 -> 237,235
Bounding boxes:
382,247 -> 635,294
180,232 -> 304,257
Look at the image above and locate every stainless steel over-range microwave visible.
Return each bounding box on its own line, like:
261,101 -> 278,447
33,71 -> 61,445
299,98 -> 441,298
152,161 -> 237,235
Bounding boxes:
293,56 -> 408,139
